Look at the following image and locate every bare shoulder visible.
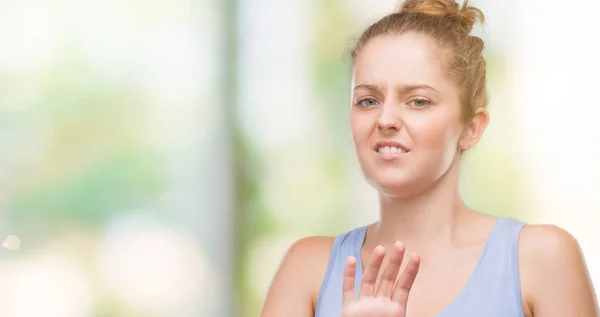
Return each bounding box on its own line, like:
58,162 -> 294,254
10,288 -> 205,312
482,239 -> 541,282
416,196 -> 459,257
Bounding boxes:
519,224 -> 581,260
280,236 -> 337,281
518,224 -> 599,317
258,235 -> 335,317
287,235 -> 336,259
280,236 -> 336,295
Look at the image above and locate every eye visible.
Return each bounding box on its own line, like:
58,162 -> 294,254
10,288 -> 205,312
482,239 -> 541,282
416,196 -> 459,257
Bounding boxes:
356,98 -> 379,108
409,98 -> 431,108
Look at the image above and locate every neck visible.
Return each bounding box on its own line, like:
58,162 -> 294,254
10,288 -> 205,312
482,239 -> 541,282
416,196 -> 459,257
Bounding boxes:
373,160 -> 470,251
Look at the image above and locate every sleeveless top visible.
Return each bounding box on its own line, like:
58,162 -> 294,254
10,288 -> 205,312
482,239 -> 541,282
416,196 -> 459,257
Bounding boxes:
315,217 -> 526,317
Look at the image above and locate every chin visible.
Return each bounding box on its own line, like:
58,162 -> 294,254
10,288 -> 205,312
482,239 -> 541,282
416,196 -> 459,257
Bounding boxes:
365,166 -> 443,198
366,174 -> 417,197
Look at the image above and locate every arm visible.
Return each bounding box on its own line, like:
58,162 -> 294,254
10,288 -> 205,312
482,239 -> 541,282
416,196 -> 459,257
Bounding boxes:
520,225 -> 599,317
258,236 -> 334,317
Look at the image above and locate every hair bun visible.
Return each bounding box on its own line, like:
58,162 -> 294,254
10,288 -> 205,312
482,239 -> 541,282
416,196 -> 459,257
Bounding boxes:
398,0 -> 484,35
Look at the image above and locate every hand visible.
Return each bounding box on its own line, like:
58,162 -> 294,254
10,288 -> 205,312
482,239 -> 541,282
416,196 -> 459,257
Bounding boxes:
341,242 -> 421,317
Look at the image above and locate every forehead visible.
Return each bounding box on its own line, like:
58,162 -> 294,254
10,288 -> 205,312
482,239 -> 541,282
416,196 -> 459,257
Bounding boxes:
352,33 -> 449,90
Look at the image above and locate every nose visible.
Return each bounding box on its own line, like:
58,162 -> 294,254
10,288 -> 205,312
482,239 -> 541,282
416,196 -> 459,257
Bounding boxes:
376,101 -> 401,133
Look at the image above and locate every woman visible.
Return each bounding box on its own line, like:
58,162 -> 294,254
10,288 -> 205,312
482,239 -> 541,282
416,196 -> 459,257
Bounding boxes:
259,0 -> 599,316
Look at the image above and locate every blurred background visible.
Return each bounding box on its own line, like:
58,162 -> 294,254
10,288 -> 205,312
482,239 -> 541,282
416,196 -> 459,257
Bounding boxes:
0,0 -> 598,316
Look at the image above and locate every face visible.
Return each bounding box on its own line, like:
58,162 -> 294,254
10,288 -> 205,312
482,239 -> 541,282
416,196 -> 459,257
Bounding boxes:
350,32 -> 487,197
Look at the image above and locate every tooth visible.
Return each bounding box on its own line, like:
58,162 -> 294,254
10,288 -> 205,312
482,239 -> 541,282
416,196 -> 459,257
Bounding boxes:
390,147 -> 398,153
384,146 -> 390,153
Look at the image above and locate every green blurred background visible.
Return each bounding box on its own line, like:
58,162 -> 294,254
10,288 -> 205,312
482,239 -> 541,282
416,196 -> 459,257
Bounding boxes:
0,0 -> 598,316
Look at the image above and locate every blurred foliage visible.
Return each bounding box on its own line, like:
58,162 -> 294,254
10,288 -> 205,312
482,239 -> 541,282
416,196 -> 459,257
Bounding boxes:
5,61 -> 166,240
234,130 -> 275,317
309,0 -> 356,234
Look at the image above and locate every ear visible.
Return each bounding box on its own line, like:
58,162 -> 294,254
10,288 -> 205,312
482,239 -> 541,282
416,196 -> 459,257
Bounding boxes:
459,107 -> 489,151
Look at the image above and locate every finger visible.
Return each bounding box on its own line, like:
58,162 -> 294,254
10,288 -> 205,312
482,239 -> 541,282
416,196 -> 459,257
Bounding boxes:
392,253 -> 421,305
358,245 -> 386,298
342,256 -> 357,306
375,241 -> 405,298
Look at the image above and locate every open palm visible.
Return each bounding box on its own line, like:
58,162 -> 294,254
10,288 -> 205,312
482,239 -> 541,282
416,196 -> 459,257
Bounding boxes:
341,242 -> 421,317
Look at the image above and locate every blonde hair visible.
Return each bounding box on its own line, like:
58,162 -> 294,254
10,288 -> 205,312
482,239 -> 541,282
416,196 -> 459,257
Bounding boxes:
351,0 -> 487,121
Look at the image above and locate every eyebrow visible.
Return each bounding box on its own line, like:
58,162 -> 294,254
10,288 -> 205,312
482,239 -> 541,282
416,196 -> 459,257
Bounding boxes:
397,84 -> 440,94
352,84 -> 380,92
352,83 -> 440,94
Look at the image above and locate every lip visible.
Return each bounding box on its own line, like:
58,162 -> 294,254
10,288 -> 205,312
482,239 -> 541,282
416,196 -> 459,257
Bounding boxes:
373,141 -> 410,161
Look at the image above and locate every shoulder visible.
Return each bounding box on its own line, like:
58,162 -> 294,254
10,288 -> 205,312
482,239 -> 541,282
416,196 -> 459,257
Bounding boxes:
518,224 -> 586,275
518,224 -> 584,281
519,224 -> 580,258
276,235 -> 336,289
279,236 -> 336,279
518,224 -> 599,316
258,235 -> 336,317
286,236 -> 336,259
280,236 -> 336,280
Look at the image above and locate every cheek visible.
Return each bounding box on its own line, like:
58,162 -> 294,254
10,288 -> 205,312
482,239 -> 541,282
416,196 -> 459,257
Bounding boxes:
349,111 -> 372,143
409,117 -> 462,157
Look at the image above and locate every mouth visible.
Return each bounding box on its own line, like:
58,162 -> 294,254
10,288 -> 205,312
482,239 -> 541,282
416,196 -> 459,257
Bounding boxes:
373,142 -> 410,160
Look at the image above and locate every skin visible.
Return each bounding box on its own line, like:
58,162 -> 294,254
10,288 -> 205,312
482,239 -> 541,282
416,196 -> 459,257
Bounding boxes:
258,32 -> 599,317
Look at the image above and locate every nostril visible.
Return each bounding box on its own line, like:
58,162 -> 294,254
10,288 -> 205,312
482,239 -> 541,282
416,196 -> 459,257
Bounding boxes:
378,124 -> 398,131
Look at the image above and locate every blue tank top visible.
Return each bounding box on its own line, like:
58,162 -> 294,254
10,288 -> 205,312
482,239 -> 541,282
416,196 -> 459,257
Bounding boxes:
315,217 -> 526,317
